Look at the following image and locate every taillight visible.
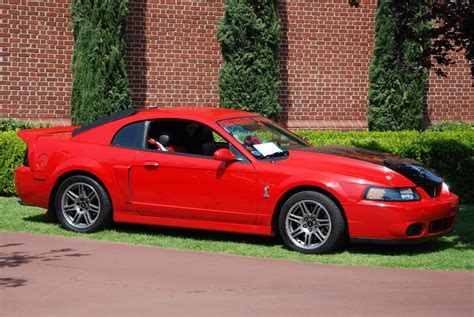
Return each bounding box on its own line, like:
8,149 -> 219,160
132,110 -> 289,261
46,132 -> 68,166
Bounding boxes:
23,147 -> 29,167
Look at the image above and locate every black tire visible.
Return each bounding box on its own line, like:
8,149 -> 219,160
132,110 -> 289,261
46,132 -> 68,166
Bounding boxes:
55,175 -> 112,233
278,191 -> 346,254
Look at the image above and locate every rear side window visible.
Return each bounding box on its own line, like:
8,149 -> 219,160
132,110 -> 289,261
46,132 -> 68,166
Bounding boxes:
111,121 -> 145,149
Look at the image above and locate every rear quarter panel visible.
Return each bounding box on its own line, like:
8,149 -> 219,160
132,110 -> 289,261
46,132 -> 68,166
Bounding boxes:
26,135 -> 136,214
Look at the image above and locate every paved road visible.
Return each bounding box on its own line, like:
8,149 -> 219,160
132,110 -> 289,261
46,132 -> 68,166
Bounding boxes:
0,232 -> 473,316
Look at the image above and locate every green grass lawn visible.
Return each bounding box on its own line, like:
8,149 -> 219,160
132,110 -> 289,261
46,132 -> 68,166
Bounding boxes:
0,196 -> 472,271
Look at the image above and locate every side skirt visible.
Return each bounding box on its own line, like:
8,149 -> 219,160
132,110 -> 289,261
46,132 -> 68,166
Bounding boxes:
114,212 -> 273,236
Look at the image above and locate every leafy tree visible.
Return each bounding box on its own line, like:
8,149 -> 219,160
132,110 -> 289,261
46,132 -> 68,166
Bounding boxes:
217,0 -> 281,118
368,0 -> 431,131
71,0 -> 131,126
350,0 -> 474,78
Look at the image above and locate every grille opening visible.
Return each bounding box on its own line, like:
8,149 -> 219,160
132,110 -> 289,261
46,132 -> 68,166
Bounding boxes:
429,216 -> 454,233
406,223 -> 423,236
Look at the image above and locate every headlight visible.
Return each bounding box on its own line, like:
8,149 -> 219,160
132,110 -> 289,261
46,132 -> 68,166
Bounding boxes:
364,187 -> 420,201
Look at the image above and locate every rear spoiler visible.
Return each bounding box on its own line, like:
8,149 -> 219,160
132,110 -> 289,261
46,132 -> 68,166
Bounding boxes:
17,126 -> 78,143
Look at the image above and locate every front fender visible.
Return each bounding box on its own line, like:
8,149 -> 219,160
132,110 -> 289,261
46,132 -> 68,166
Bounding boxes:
256,172 -> 351,227
276,176 -> 348,204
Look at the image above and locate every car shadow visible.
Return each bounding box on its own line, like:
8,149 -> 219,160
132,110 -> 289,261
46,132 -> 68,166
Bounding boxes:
24,209 -> 473,257
114,222 -> 284,248
24,213 -> 282,247
347,235 -> 472,256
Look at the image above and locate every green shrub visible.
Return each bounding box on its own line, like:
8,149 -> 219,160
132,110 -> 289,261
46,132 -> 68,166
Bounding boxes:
296,130 -> 474,203
0,118 -> 50,132
0,131 -> 26,196
368,0 -> 430,131
1,129 -> 472,203
426,121 -> 474,132
217,0 -> 281,118
71,0 -> 131,125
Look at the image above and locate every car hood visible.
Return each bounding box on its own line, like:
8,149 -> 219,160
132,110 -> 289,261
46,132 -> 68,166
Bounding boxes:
290,146 -> 443,197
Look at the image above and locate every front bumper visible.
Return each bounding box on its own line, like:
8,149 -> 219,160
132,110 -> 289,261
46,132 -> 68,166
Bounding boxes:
345,190 -> 459,242
350,229 -> 453,245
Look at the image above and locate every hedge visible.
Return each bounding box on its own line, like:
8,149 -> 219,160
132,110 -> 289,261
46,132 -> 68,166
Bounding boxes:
0,131 -> 26,196
1,130 -> 473,203
0,118 -> 50,132
426,121 -> 474,132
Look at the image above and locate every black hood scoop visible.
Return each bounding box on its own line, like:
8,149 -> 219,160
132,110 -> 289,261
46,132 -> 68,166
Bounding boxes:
297,146 -> 444,198
385,163 -> 444,197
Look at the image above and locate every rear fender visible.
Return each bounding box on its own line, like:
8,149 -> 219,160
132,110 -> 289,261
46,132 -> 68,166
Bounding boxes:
18,127 -> 77,172
51,158 -> 131,214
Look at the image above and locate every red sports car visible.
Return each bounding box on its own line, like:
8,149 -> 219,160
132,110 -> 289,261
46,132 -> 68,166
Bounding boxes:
15,108 -> 459,253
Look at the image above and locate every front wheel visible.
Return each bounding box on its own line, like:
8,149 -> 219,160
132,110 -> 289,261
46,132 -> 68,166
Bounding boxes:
279,191 -> 346,254
55,175 -> 111,233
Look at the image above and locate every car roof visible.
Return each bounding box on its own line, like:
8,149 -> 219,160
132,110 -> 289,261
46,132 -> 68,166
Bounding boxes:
134,107 -> 257,121
71,107 -> 260,139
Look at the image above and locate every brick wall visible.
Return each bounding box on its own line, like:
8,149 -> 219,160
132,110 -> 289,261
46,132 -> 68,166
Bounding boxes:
279,0 -> 376,130
0,0 -> 73,125
1,0 -> 473,129
426,51 -> 474,124
126,0 -> 222,110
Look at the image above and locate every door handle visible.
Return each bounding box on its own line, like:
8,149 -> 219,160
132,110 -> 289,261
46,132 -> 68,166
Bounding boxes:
144,161 -> 159,169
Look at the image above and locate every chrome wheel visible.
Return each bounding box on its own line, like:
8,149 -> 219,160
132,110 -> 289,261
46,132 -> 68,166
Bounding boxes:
285,199 -> 332,250
60,182 -> 101,229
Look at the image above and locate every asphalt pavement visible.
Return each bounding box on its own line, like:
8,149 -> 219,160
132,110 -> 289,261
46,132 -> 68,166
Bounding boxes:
1,231 -> 473,316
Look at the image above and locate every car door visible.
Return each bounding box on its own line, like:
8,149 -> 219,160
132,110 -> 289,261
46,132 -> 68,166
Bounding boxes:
129,120 -> 258,225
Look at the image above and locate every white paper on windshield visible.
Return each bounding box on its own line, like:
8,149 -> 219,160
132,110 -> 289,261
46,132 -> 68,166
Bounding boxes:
254,142 -> 283,156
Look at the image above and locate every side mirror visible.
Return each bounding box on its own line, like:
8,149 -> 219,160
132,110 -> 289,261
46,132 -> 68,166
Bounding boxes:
213,148 -> 236,162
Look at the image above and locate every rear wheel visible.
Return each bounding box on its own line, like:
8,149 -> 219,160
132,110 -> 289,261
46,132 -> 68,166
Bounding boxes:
55,175 -> 111,233
279,191 -> 346,254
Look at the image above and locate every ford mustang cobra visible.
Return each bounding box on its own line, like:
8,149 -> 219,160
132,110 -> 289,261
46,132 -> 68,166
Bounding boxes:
15,108 -> 459,253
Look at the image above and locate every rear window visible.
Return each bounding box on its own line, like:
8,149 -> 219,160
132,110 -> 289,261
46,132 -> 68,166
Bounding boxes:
111,121 -> 145,149
72,110 -> 137,137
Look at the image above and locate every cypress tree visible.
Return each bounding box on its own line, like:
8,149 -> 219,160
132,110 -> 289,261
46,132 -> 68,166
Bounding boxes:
368,0 -> 430,131
217,0 -> 281,118
71,0 -> 131,126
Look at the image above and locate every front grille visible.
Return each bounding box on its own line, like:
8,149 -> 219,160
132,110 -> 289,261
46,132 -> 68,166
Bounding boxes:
421,183 -> 442,198
429,216 -> 454,233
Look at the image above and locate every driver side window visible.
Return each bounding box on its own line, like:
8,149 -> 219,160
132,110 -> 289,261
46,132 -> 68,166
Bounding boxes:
146,120 -> 230,157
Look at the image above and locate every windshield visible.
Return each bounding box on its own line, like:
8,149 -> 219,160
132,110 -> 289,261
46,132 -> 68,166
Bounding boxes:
218,117 -> 310,159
